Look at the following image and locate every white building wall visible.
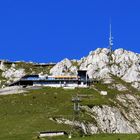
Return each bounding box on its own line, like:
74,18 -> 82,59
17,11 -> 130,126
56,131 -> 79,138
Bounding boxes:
40,132 -> 65,137
33,83 -> 79,87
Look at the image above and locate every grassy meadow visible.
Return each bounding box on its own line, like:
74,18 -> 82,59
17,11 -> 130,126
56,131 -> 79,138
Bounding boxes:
0,86 -> 139,140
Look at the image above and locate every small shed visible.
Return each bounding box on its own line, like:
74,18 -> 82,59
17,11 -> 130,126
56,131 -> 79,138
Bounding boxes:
39,131 -> 67,138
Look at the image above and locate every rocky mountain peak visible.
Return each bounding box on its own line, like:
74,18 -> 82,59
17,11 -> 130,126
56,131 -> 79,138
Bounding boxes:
49,48 -> 140,90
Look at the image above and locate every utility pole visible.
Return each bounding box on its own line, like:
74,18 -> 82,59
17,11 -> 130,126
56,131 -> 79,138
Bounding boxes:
72,96 -> 81,115
69,95 -> 81,138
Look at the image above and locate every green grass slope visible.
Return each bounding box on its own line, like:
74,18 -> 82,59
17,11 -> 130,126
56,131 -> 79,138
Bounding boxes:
0,87 -> 139,140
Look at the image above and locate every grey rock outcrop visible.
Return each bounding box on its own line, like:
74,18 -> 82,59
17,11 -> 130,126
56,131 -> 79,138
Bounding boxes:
50,58 -> 77,76
82,105 -> 137,133
50,48 -> 140,89
51,93 -> 140,134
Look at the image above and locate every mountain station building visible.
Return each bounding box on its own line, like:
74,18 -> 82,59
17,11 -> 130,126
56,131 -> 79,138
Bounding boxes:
9,70 -> 89,88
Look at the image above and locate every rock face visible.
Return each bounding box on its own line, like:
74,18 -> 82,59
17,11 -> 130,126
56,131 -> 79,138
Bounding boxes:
80,48 -> 140,87
50,117 -> 98,134
50,48 -> 140,90
50,58 -> 77,76
51,93 -> 140,134
83,106 -> 137,133
80,48 -> 111,79
2,67 -> 25,84
2,64 -> 25,84
0,61 -> 6,71
116,94 -> 140,132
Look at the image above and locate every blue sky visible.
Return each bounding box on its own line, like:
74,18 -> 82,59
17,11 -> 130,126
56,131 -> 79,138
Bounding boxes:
0,0 -> 140,63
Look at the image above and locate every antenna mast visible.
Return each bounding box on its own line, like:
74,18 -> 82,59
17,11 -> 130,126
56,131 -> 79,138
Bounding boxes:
109,22 -> 113,52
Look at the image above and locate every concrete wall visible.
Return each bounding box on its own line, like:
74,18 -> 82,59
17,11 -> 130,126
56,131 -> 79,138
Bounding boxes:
33,83 -> 79,87
40,132 -> 65,137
